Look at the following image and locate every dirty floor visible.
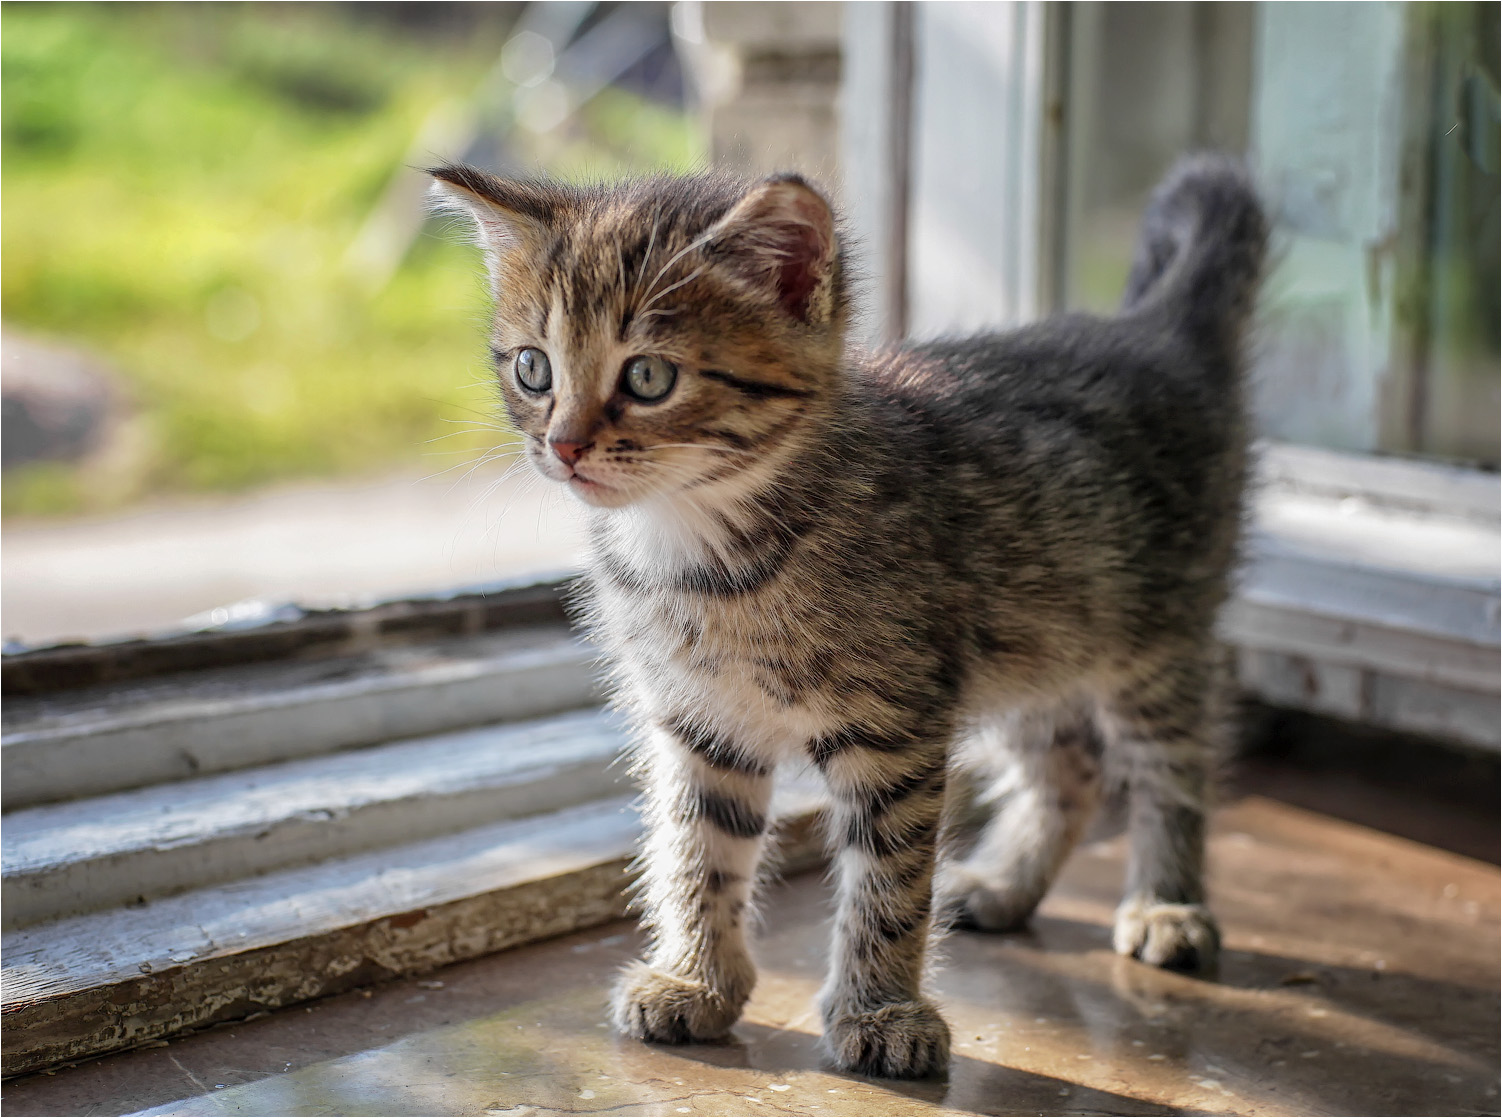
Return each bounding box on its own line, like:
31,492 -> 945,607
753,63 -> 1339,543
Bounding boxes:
5,779 -> 1498,1117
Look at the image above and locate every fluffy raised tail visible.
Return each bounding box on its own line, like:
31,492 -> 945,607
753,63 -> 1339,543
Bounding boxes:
1120,154 -> 1267,348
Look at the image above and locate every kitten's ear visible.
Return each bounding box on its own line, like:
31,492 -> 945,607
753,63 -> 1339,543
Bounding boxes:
705,175 -> 837,325
427,163 -> 557,271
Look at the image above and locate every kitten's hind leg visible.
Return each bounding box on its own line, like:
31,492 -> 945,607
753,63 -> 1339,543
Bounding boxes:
1103,654 -> 1223,972
612,717 -> 773,1043
938,708 -> 1103,931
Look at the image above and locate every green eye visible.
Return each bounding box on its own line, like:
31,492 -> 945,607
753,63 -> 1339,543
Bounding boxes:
515,347 -> 552,392
622,355 -> 677,402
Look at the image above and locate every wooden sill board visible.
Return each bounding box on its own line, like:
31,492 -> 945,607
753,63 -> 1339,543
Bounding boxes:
1,782 -> 829,1079
1227,542 -> 1498,691
1230,450 -> 1499,748
3,709 -> 625,929
3,627 -> 598,811
1255,441 -> 1499,523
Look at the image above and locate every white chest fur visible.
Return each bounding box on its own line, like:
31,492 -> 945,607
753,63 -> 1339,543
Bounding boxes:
589,505 -> 840,762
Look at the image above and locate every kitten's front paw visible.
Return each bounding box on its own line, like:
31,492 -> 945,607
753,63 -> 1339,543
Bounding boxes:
1113,898 -> 1219,971
611,961 -> 746,1044
822,999 -> 951,1079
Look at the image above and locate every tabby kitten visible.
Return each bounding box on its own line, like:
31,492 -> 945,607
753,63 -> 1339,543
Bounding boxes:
430,155 -> 1266,1079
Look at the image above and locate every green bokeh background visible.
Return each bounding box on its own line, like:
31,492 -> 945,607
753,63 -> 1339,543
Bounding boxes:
2,3 -> 700,515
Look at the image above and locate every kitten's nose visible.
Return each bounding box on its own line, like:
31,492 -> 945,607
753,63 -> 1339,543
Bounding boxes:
549,438 -> 592,466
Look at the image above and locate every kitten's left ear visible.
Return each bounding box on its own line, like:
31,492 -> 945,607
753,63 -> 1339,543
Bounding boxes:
705,175 -> 837,325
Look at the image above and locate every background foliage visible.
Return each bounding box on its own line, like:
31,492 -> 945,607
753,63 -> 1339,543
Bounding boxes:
2,3 -> 698,514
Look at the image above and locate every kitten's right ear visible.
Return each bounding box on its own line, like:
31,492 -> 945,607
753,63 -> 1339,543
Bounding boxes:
427,163 -> 556,270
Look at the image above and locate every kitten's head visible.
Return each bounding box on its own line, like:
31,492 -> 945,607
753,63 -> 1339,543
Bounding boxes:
430,165 -> 847,510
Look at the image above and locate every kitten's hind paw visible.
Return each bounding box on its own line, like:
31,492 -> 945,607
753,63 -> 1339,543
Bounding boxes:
1113,899 -> 1220,972
936,867 -> 1038,932
610,962 -> 746,1044
822,999 -> 951,1079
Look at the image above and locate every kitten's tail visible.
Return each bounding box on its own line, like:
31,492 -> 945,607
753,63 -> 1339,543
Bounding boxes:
1119,154 -> 1267,349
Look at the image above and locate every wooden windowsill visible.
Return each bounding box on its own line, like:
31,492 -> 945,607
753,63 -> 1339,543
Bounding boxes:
3,445 -> 1496,1077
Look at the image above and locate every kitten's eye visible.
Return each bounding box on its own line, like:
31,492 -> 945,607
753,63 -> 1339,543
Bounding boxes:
515,347 -> 552,393
622,355 -> 677,402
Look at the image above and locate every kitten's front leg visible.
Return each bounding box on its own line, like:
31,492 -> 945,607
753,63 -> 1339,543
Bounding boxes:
612,717 -> 772,1043
816,734 -> 951,1078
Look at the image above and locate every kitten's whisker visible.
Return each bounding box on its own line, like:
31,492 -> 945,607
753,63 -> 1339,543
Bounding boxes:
426,426 -> 505,440
443,446 -> 533,494
463,459 -> 538,527
423,427 -> 511,447
448,468 -> 537,568
479,468 -> 552,556
634,205 -> 663,294
420,441 -> 521,462
639,264 -> 708,316
418,450 -> 519,484
441,400 -> 514,424
639,229 -> 717,309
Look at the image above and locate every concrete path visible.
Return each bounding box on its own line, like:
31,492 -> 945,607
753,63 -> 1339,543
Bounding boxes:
2,468 -> 587,646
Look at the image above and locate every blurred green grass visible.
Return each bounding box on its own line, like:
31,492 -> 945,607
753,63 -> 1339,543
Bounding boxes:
2,3 -> 700,515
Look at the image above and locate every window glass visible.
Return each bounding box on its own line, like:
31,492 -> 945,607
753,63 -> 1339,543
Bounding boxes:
1062,1 -> 1497,467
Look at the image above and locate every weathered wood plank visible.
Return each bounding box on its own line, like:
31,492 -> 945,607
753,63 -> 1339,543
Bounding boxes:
1,573 -> 579,696
3,627 -> 598,810
2,842 -> 634,1079
1,783 -> 828,1078
1223,589 -> 1498,694
1236,648 -> 1499,749
3,710 -> 625,928
1257,441 -> 1500,523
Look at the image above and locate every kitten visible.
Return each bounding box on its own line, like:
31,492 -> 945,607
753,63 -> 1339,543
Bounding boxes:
430,154 -> 1266,1079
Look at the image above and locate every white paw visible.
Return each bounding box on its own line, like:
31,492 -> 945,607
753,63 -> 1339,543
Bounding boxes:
1113,898 -> 1219,971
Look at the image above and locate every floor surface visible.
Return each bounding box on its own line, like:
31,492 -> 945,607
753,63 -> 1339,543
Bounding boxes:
6,784 -> 1497,1118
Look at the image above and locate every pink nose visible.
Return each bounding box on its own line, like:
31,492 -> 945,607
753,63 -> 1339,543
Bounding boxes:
549,438 -> 592,466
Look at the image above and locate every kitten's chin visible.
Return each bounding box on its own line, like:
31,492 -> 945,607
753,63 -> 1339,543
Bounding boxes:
566,475 -> 638,509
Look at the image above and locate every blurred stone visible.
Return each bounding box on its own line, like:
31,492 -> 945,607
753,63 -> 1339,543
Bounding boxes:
701,0 -> 841,51
688,1 -> 843,188
2,334 -> 122,471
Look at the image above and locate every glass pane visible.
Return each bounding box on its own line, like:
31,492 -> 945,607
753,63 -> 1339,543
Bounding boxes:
1407,1 -> 1500,466
1063,3 -> 1253,314
1060,1 -> 1499,467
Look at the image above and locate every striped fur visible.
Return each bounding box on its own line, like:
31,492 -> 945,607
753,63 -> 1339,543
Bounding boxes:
430,155 -> 1266,1078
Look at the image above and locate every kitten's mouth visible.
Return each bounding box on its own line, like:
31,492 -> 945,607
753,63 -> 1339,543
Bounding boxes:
533,451 -> 629,505
565,468 -> 626,506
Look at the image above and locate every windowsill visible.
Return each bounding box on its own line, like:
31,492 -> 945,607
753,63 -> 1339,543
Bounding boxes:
4,775 -> 1496,1117
2,444 -> 1497,1077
